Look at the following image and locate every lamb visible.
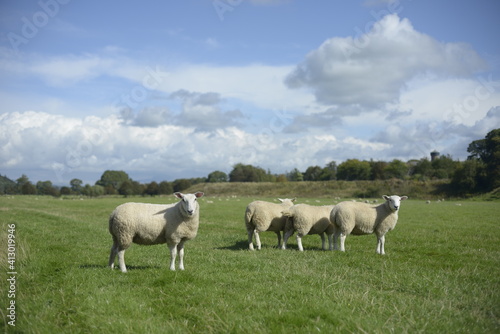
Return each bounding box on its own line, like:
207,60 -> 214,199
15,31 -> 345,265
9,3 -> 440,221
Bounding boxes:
281,204 -> 336,251
245,198 -> 296,250
108,192 -> 204,272
330,195 -> 408,255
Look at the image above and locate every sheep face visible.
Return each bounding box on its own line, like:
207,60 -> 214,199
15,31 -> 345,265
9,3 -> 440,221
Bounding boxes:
382,195 -> 408,212
175,192 -> 204,217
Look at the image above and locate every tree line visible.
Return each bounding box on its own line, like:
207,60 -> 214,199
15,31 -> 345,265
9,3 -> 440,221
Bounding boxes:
1,129 -> 498,197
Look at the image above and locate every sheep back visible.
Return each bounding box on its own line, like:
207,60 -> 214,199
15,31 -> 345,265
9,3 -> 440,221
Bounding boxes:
245,200 -> 294,233
284,204 -> 335,236
109,201 -> 199,247
331,201 -> 396,235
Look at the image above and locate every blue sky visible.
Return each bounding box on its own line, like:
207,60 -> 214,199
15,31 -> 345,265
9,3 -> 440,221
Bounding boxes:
1,0 -> 500,185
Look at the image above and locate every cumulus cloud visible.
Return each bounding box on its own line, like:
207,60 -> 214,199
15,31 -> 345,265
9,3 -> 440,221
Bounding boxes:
285,14 -> 487,108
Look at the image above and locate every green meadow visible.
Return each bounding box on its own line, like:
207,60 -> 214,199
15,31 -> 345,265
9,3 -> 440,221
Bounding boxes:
0,195 -> 499,333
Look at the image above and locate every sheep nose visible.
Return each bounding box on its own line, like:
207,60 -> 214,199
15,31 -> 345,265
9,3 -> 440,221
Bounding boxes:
187,209 -> 194,215
394,206 -> 399,210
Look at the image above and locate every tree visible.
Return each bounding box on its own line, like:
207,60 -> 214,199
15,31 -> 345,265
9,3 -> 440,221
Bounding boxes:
158,181 -> 173,195
36,180 -> 58,196
384,159 -> 408,179
229,164 -> 268,182
70,178 -> 83,194
96,170 -> 130,191
173,179 -> 192,192
451,159 -> 488,195
467,128 -> 500,190
287,168 -> 303,181
431,155 -> 458,179
118,180 -> 134,197
337,159 -> 371,180
319,161 -> 337,180
304,166 -> 322,181
369,160 -> 387,180
207,171 -> 228,183
21,182 -> 36,195
412,158 -> 432,180
144,182 -> 159,196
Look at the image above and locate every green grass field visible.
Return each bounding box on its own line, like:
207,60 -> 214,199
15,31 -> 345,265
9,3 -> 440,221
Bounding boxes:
1,195 -> 499,333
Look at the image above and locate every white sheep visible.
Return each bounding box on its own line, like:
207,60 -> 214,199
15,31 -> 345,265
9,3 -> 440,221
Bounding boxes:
245,198 -> 296,250
330,195 -> 408,255
108,192 -> 204,272
281,204 -> 335,251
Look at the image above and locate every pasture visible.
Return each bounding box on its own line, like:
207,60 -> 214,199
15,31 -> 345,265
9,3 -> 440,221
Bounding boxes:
0,195 -> 499,333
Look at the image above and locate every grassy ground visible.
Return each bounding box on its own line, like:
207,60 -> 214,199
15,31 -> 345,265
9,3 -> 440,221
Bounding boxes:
0,195 -> 499,333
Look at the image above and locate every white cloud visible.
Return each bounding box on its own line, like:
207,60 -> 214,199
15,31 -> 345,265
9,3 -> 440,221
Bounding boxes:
285,14 -> 487,108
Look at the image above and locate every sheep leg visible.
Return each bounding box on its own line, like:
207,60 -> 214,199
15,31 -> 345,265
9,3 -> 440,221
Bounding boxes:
177,241 -> 186,270
297,234 -> 304,252
377,235 -> 385,255
169,243 -> 178,271
275,231 -> 282,248
254,230 -> 262,250
108,243 -> 118,269
327,233 -> 334,251
247,229 -> 255,251
320,233 -> 326,250
333,229 -> 341,251
339,232 -> 346,252
117,249 -> 127,273
282,229 -> 294,250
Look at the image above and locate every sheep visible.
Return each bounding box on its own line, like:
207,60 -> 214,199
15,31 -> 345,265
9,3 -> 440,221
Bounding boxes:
330,195 -> 408,255
108,192 -> 204,272
245,198 -> 296,250
281,204 -> 336,251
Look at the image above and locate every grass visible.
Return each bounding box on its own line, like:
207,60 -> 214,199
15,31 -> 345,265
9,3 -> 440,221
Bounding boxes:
0,195 -> 499,333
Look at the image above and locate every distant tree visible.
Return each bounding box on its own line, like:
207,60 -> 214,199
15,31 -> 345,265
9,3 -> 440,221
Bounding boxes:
431,155 -> 458,179
158,181 -> 173,195
16,174 -> 30,192
304,166 -> 322,181
82,184 -> 105,197
207,171 -> 228,183
369,160 -> 387,180
319,161 -> 337,180
412,158 -> 433,180
384,159 -> 408,179
144,182 -> 159,196
451,159 -> 488,195
173,179 -> 192,192
36,180 -> 58,196
287,168 -> 303,181
229,164 -> 268,182
60,186 -> 72,195
275,174 -> 288,182
337,159 -> 371,180
96,170 -> 130,191
70,178 -> 83,194
118,180 -> 134,197
467,128 -> 500,190
21,182 -> 36,195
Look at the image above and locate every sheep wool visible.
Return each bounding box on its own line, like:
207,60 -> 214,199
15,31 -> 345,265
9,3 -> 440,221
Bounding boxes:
282,204 -> 336,251
108,192 -> 204,272
245,198 -> 296,250
330,195 -> 407,254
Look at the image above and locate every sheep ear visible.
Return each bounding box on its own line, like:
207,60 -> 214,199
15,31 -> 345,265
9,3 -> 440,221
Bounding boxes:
401,196 -> 408,201
277,198 -> 284,202
382,195 -> 390,201
174,192 -> 184,199
195,192 -> 204,198
291,198 -> 297,202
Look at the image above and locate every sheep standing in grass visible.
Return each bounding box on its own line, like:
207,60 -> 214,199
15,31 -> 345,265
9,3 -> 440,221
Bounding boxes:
108,192 -> 204,272
281,204 -> 335,251
330,195 -> 407,254
245,198 -> 296,250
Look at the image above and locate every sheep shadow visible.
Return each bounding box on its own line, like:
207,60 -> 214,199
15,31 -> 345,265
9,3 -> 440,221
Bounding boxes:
79,264 -> 161,271
216,240 -> 249,251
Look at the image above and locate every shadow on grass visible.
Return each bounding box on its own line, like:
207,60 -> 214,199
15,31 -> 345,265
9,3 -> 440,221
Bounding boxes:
215,240 -> 248,251
79,264 -> 161,271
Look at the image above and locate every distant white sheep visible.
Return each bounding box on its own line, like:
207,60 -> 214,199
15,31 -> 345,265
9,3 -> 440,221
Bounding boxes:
330,195 -> 407,255
245,198 -> 296,250
281,204 -> 335,251
108,192 -> 204,272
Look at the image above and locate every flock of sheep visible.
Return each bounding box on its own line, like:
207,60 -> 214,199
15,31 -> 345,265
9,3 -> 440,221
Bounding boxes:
108,192 -> 407,272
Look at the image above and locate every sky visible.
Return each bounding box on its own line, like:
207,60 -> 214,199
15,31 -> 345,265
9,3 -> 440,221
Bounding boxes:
1,0 -> 500,186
